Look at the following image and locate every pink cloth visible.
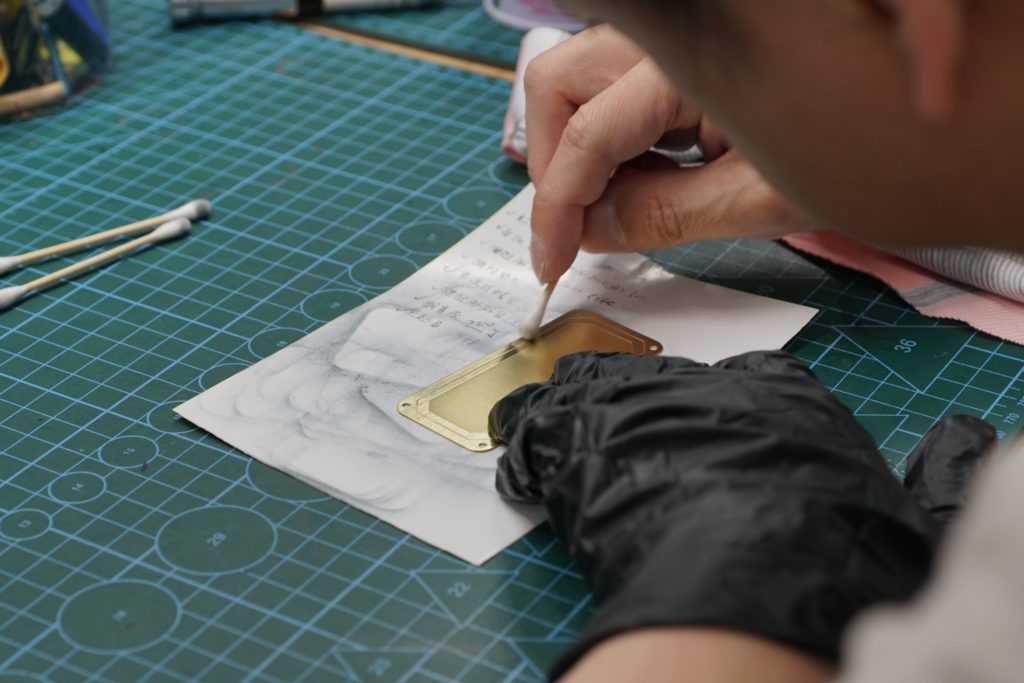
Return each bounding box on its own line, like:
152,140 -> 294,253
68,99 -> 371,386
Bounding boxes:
784,232 -> 1024,345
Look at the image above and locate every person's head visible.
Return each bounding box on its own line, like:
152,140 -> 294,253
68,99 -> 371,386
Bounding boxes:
556,0 -> 1024,248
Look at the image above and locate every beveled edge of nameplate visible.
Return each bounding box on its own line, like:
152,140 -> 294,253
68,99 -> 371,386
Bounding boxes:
397,309 -> 663,452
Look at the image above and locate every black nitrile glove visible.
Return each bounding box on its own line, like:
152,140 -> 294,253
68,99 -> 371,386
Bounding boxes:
488,351 -> 996,679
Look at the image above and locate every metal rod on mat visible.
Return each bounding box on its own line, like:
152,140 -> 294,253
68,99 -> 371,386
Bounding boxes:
170,0 -> 439,25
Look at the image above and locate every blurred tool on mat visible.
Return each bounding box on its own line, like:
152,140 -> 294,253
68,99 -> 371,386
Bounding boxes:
170,0 -> 440,25
0,0 -> 110,118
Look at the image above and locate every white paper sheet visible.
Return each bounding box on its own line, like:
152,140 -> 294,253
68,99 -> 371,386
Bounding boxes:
176,186 -> 818,565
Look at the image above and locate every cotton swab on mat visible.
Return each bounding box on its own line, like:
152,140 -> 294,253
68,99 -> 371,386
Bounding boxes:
0,199 -> 211,276
0,217 -> 193,311
518,280 -> 559,340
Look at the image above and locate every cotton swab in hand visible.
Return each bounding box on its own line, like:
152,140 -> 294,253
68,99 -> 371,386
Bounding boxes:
0,199 -> 211,276
518,280 -> 558,341
0,217 -> 193,311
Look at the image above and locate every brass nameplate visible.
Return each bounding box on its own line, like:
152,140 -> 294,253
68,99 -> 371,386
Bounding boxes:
397,310 -> 663,452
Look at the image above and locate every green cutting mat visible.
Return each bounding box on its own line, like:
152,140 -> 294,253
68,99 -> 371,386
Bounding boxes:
0,3 -> 584,682
651,241 -> 1024,469
3,1 -> 1024,682
315,2 -> 524,69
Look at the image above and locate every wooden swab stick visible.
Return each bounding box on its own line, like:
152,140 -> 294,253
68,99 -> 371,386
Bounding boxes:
0,199 -> 211,275
0,218 -> 193,311
518,279 -> 559,341
0,81 -> 68,118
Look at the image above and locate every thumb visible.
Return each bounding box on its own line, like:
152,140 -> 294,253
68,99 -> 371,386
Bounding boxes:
580,151 -> 804,253
903,415 -> 997,531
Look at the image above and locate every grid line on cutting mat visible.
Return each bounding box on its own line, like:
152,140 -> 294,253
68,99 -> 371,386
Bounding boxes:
0,2 -> 579,682
2,1 -> 1024,681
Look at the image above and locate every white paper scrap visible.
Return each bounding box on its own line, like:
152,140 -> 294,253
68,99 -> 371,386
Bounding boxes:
176,185 -> 818,565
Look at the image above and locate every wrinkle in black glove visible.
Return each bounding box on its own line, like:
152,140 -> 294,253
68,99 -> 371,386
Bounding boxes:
489,350 -> 995,679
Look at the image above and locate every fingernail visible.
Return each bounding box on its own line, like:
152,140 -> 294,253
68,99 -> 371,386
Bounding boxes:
587,195 -> 627,251
530,234 -> 547,283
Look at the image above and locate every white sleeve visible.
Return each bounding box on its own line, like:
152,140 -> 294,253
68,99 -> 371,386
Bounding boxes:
836,446 -> 1024,683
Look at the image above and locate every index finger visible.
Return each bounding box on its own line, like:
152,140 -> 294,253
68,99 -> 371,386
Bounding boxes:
531,58 -> 699,282
524,25 -> 646,185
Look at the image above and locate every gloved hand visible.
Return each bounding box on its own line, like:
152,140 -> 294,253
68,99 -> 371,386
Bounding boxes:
489,350 -> 995,679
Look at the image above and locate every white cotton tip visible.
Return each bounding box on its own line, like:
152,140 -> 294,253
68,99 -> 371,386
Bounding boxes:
0,256 -> 20,276
149,217 -> 193,242
518,282 -> 557,341
0,285 -> 27,311
518,306 -> 545,341
167,199 -> 212,222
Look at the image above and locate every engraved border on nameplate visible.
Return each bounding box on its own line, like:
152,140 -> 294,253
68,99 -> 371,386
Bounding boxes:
397,309 -> 663,452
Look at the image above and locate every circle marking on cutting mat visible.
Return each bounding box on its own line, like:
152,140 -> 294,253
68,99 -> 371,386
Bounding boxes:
100,436 -> 158,468
156,506 -> 276,574
348,255 -> 418,289
248,328 -> 306,359
198,363 -> 248,391
59,581 -> 179,653
488,158 -> 529,187
444,187 -> 510,220
396,222 -> 465,255
247,460 -> 325,502
302,289 -> 368,323
48,472 -> 105,504
0,510 -> 50,541
147,402 -> 195,434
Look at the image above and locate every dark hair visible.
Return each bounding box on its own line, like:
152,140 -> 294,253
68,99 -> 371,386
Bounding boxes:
646,0 -> 714,31
558,0 -> 711,29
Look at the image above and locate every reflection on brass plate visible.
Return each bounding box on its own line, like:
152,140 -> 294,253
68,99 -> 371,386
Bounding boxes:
397,310 -> 663,452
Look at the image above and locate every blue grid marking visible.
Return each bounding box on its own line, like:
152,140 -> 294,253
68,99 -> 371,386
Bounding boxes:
2,0 -> 1024,681
0,1 -> 583,682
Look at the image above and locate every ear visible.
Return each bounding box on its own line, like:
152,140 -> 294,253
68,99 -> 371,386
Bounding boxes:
886,0 -> 965,120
